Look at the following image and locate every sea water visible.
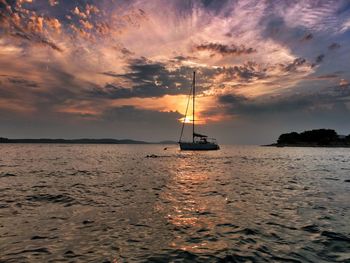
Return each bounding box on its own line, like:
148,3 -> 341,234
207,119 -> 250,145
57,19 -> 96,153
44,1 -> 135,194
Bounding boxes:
0,144 -> 349,262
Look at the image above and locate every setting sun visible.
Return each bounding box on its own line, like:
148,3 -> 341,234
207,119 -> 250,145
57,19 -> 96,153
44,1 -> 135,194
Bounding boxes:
179,115 -> 206,125
180,116 -> 193,124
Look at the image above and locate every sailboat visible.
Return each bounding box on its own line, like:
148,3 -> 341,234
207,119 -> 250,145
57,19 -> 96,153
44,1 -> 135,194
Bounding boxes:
179,71 -> 220,151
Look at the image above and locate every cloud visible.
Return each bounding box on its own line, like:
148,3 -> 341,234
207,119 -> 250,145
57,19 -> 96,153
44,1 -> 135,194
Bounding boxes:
218,94 -> 247,104
49,0 -> 59,7
172,55 -> 197,62
94,58 -> 200,99
301,33 -> 313,41
315,54 -> 325,64
45,17 -> 61,32
98,58 -> 275,100
303,74 -> 339,80
86,4 -> 99,16
0,3 -> 64,51
73,6 -> 87,19
217,82 -> 350,118
283,57 -> 307,72
80,19 -> 93,30
7,76 -> 38,88
10,31 -> 63,51
328,42 -> 341,50
213,63 -> 267,83
317,74 -> 339,79
339,79 -> 349,87
120,47 -> 134,56
102,105 -> 181,123
271,1 -> 347,34
195,42 -> 256,56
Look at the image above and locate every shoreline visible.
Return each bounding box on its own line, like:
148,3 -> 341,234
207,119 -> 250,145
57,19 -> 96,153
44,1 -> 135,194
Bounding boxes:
0,138 -> 177,145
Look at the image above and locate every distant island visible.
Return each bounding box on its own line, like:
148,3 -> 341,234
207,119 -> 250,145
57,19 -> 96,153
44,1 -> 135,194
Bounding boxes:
0,138 -> 177,144
268,129 -> 350,147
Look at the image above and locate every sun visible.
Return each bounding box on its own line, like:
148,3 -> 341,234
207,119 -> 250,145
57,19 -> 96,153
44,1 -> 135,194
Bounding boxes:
179,116 -> 207,124
179,116 -> 193,123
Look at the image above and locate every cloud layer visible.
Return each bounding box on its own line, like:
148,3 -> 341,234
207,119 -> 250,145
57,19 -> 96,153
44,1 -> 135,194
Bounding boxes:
1,0 -> 350,142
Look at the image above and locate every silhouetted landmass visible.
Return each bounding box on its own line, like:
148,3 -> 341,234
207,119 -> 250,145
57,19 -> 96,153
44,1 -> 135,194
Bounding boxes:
0,138 -> 177,144
268,129 -> 350,147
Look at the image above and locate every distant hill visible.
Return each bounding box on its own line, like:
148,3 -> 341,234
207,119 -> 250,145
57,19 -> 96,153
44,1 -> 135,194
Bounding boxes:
267,129 -> 350,147
0,138 -> 177,144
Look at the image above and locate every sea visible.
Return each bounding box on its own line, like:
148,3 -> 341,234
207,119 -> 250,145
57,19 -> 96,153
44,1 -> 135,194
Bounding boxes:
0,144 -> 349,262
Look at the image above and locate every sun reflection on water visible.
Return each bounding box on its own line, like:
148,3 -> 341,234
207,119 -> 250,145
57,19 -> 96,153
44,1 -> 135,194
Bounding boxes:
156,153 -> 232,253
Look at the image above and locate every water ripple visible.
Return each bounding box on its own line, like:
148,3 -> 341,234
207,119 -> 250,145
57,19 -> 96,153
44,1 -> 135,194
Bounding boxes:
0,145 -> 349,262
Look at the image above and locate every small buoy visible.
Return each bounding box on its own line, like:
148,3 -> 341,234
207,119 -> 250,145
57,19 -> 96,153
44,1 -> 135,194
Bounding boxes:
146,154 -> 158,158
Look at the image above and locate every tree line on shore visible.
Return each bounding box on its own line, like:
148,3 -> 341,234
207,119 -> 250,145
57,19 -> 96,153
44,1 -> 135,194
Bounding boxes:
276,129 -> 350,146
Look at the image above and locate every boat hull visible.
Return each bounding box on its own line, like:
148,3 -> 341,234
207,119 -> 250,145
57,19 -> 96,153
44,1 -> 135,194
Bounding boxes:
179,142 -> 220,151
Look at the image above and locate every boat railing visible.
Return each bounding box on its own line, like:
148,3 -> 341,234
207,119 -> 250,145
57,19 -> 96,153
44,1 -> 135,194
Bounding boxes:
207,138 -> 218,144
194,137 -> 218,144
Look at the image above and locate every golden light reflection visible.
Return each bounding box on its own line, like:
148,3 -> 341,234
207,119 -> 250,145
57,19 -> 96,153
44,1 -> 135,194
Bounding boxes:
155,154 -> 231,254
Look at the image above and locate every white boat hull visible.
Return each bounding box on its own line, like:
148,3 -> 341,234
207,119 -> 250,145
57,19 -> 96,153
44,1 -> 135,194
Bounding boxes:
179,142 -> 220,151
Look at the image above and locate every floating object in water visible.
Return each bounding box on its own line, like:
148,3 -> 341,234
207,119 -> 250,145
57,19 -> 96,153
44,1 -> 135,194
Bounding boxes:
146,154 -> 159,158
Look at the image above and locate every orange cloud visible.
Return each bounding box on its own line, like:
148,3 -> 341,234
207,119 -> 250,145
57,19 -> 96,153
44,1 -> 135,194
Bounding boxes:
80,19 -> 93,30
49,0 -> 59,6
46,17 -> 62,32
28,15 -> 44,33
73,6 -> 87,19
86,4 -> 99,16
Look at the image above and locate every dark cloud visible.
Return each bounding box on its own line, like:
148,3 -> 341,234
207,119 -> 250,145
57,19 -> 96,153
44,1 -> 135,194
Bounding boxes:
328,42 -> 341,50
11,31 -> 63,52
316,74 -> 339,79
218,94 -> 247,104
283,57 -> 307,72
99,60 -> 270,101
302,33 -> 313,41
7,76 -> 38,88
39,38 -> 63,52
196,42 -> 256,56
311,54 -> 326,67
97,59 -> 267,100
315,54 -> 325,64
93,84 -> 133,98
172,55 -> 197,61
120,47 -> 134,56
217,93 -> 311,116
95,58 -> 202,99
215,63 -> 267,82
101,71 -> 120,78
217,84 -> 350,117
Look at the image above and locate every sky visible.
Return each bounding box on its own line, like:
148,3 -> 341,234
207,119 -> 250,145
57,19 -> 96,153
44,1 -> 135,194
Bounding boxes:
0,0 -> 350,144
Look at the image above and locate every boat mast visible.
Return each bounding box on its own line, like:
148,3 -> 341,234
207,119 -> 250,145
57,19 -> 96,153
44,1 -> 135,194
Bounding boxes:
192,71 -> 195,143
